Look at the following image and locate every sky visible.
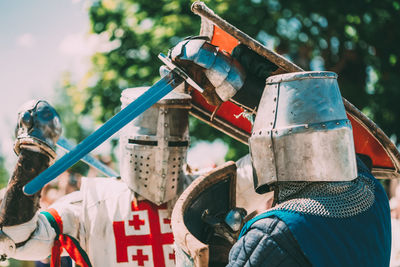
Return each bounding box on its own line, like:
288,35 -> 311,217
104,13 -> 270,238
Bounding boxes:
0,0 -> 94,171
0,0 -> 229,174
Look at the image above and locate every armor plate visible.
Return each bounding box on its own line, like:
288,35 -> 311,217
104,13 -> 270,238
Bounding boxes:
171,162 -> 237,267
120,87 -> 191,204
249,71 -> 357,192
170,38 -> 246,102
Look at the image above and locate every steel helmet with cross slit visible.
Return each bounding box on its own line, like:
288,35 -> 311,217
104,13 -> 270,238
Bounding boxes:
120,87 -> 191,204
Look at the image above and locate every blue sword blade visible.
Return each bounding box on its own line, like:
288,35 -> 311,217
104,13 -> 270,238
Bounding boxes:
57,136 -> 119,178
24,71 -> 183,195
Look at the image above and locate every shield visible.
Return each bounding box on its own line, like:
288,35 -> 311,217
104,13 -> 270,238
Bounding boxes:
189,1 -> 400,179
171,161 -> 237,267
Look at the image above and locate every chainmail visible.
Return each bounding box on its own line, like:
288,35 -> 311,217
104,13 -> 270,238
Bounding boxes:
270,174 -> 375,218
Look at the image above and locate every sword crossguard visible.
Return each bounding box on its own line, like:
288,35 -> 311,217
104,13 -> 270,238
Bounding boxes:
158,53 -> 204,93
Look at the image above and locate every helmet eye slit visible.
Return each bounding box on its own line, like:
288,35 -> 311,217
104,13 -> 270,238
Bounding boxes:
168,141 -> 189,147
128,139 -> 158,146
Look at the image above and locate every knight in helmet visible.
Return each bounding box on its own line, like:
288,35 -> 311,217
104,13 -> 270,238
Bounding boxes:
0,88 -> 199,266
167,32 -> 392,266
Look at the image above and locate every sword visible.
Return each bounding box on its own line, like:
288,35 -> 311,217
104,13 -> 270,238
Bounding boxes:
57,136 -> 119,178
24,54 -> 202,195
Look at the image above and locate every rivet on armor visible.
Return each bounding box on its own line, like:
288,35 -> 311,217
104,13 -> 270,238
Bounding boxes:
164,123 -> 168,127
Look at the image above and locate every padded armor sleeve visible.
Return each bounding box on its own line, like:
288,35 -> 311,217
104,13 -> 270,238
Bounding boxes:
2,191 -> 83,261
227,216 -> 311,267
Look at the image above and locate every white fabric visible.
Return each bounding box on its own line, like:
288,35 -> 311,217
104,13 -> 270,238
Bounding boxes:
3,214 -> 39,243
3,175 -> 194,266
0,160 -> 259,266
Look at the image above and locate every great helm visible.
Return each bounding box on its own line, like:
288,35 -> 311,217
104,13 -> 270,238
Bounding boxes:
120,87 -> 191,204
249,71 -> 357,194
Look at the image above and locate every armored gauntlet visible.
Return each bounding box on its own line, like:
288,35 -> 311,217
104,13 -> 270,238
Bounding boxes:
0,100 -> 61,248
14,100 -> 61,160
168,36 -> 246,106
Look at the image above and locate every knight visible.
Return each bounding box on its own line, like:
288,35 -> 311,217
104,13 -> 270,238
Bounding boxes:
0,88 -> 198,267
167,31 -> 392,267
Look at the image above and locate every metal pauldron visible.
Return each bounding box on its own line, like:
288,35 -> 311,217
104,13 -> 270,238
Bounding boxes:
169,37 -> 246,101
14,100 -> 62,160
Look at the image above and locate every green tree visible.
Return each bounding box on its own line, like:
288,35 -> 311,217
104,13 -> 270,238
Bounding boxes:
69,0 -> 400,161
0,154 -> 9,188
52,72 -> 97,175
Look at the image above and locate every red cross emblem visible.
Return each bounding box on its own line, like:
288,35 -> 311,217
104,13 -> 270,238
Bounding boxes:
113,200 -> 174,266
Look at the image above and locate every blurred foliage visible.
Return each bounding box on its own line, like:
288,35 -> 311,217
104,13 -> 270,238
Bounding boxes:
52,72 -> 94,175
0,154 -> 9,187
65,0 -> 399,162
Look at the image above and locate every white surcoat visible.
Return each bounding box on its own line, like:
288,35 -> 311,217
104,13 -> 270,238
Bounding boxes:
3,177 -> 177,267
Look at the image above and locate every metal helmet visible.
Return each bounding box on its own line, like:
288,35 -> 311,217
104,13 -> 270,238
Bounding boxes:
119,87 -> 191,204
249,71 -> 357,194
